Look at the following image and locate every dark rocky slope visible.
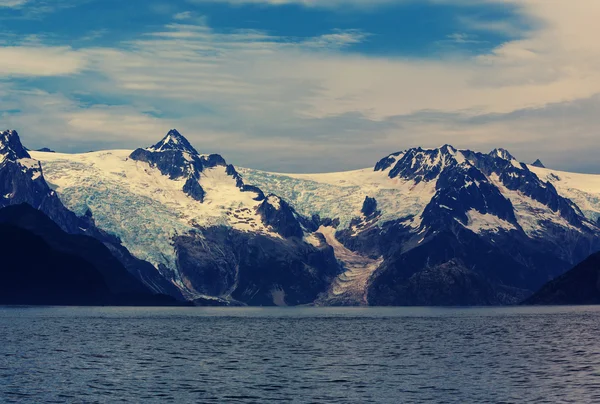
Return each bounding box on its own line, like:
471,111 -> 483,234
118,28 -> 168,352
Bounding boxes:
175,226 -> 340,306
525,252 -> 600,305
0,204 -> 180,306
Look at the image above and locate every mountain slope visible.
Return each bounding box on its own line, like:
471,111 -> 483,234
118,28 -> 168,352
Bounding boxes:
0,204 -> 179,306
0,222 -> 111,306
525,252 -> 600,305
0,203 -> 172,301
529,165 -> 600,224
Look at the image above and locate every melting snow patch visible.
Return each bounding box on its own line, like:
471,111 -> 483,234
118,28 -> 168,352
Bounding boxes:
463,209 -> 517,234
267,195 -> 281,210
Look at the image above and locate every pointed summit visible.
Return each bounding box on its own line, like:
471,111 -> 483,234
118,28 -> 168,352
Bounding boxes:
149,129 -> 199,155
532,159 -> 546,168
0,130 -> 31,162
489,148 -> 515,161
440,144 -> 458,155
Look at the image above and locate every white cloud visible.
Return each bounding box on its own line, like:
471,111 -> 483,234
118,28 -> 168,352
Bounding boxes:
0,46 -> 86,76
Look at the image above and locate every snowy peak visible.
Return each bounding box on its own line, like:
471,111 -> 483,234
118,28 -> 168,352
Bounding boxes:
149,129 -> 199,155
385,145 -> 468,182
489,148 -> 516,161
440,144 -> 458,155
0,130 -> 31,162
369,144 -> 592,237
132,129 -> 228,176
130,130 -> 209,201
0,129 -> 43,185
130,130 -> 269,204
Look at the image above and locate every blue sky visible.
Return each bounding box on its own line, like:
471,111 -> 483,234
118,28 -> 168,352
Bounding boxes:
1,0 -> 600,173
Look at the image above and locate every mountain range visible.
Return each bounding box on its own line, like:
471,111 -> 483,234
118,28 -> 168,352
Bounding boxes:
2,128 -> 599,306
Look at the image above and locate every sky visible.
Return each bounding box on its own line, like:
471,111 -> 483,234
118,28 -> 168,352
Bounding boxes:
1,0 -> 599,173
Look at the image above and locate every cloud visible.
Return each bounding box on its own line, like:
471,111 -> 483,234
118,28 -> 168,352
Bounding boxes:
0,0 -> 28,7
0,46 -> 87,76
3,0 -> 600,173
444,33 -> 483,44
172,10 -> 208,25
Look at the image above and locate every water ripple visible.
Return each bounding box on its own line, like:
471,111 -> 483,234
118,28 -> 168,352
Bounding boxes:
1,306 -> 600,403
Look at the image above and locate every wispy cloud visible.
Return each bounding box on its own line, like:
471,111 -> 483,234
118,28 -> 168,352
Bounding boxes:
445,33 -> 483,44
172,10 -> 208,25
0,0 -> 29,7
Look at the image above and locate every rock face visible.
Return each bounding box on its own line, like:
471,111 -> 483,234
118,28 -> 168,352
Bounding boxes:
361,197 -> 378,218
174,227 -> 340,306
525,252 -> 600,305
370,259 -> 510,306
367,229 -> 540,305
0,204 -> 180,306
257,195 -> 304,238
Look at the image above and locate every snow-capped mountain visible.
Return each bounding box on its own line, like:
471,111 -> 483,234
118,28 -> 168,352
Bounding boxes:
20,128 -> 600,306
31,130 -> 340,305
0,130 -> 183,302
243,145 -> 600,239
242,145 -> 600,304
0,129 -> 92,235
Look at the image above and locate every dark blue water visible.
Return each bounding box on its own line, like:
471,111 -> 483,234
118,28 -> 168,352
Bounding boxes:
1,306 -> 600,403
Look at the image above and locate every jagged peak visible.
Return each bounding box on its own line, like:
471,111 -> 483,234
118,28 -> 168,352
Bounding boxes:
385,145 -> 470,181
532,159 -> 545,168
148,129 -> 199,155
0,130 -> 31,162
440,144 -> 458,154
489,148 -> 515,161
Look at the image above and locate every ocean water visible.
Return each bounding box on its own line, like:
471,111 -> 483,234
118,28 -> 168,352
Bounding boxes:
1,306 -> 600,403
